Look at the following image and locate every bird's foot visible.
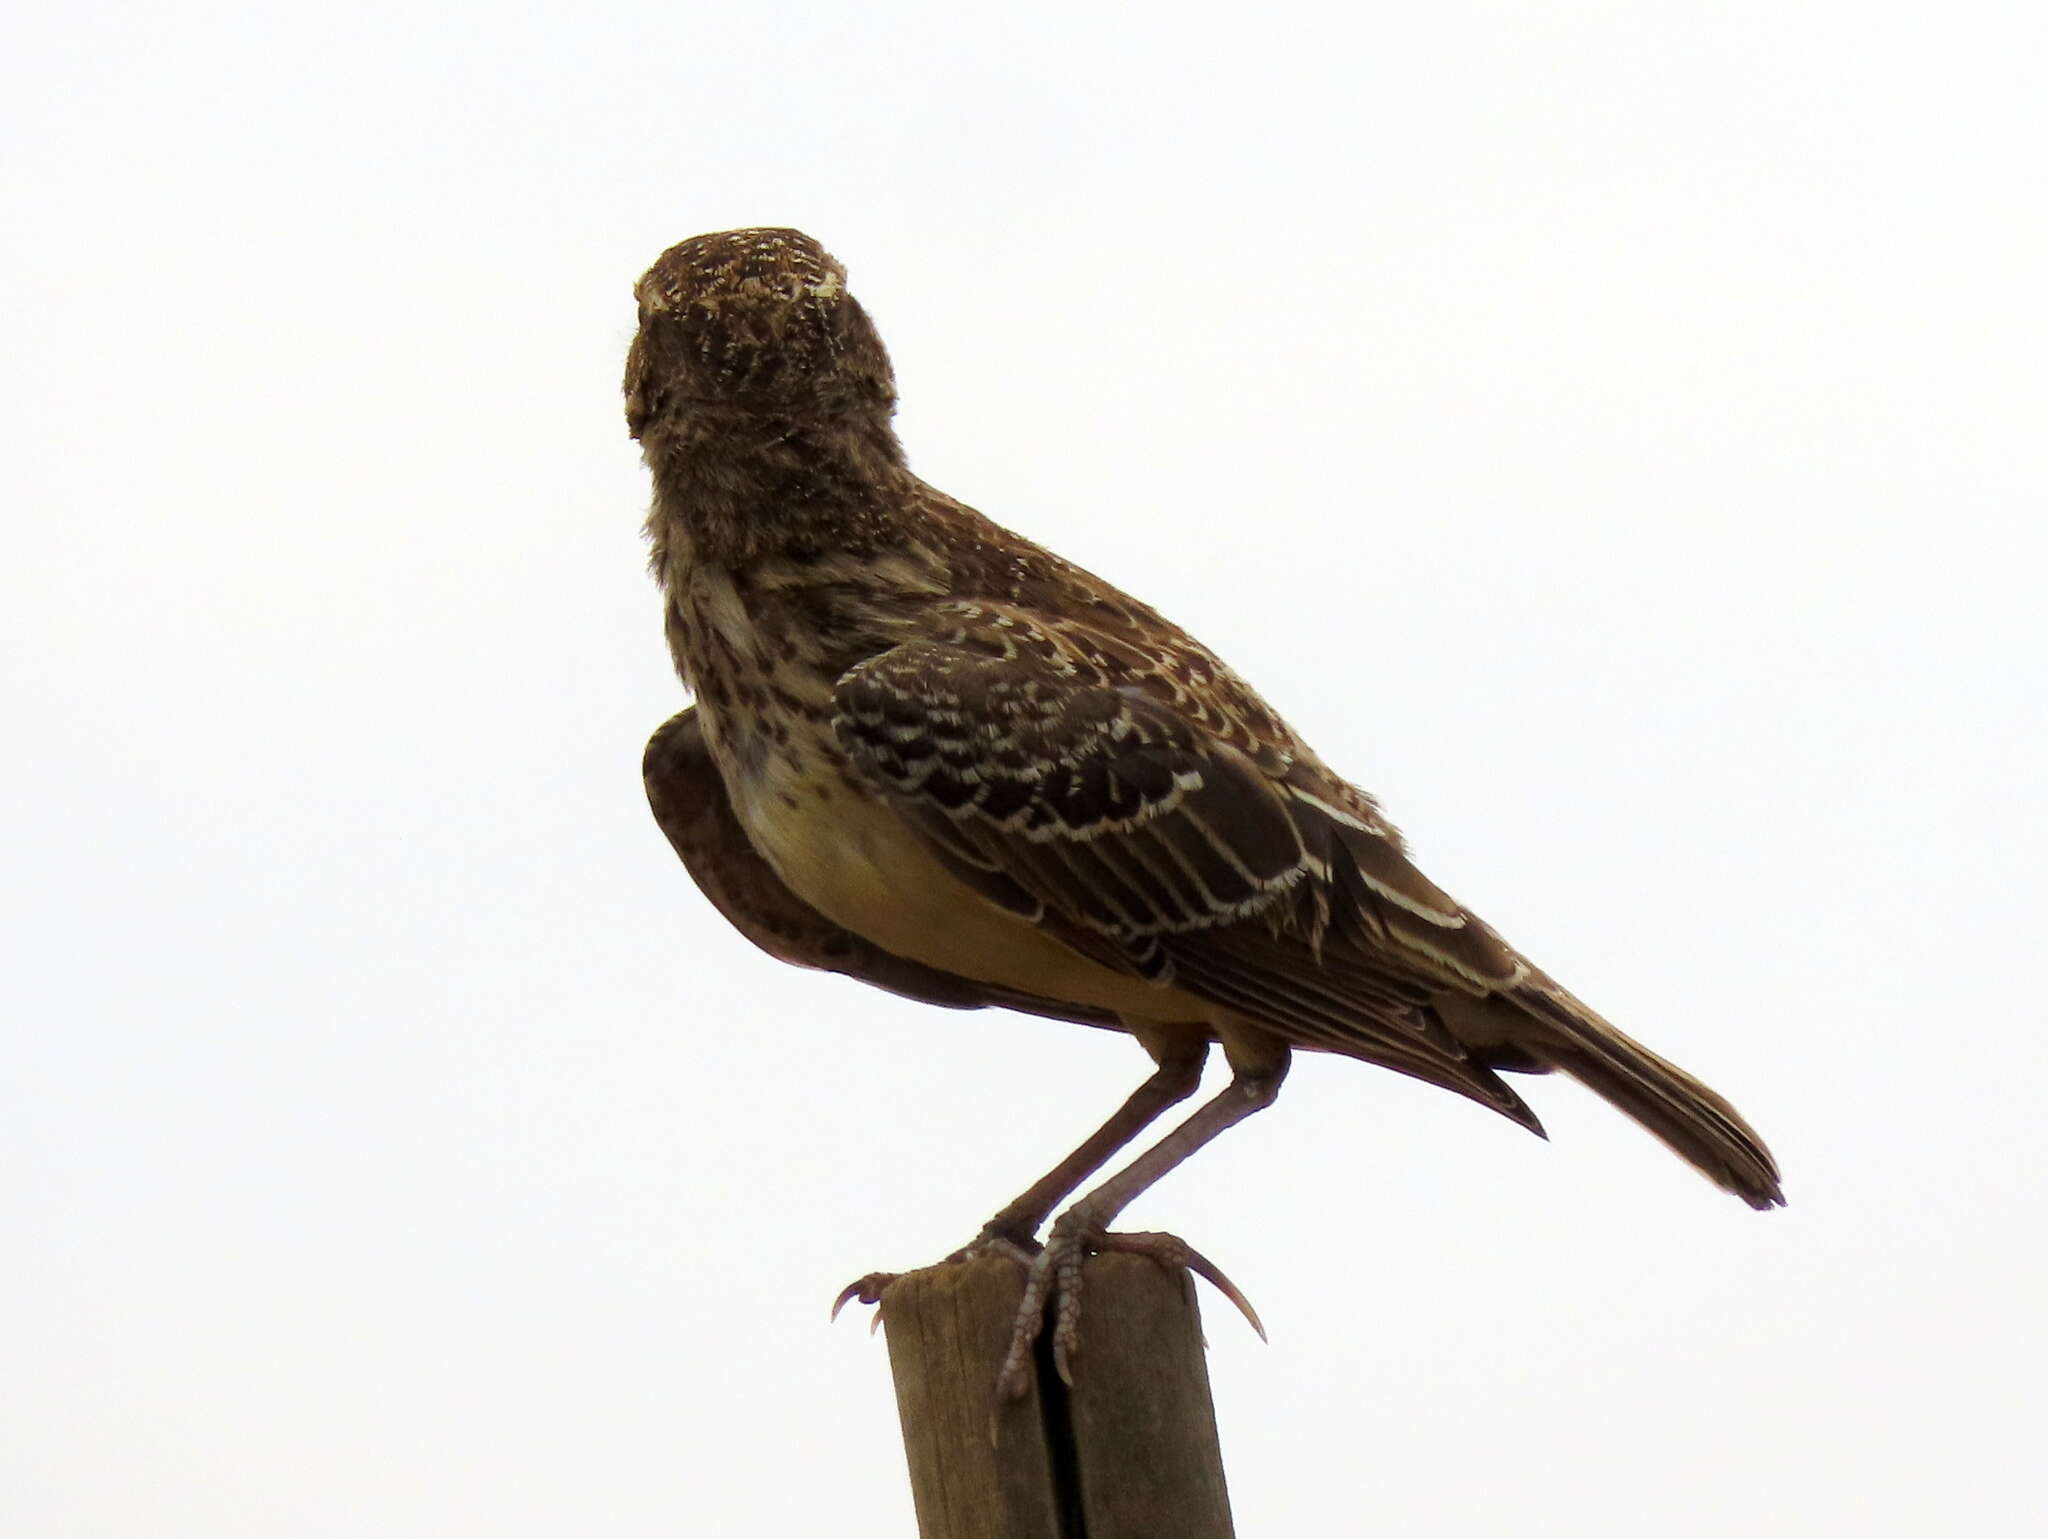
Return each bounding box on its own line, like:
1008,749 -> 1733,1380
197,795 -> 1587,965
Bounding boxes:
828,1271 -> 899,1333
829,1225 -> 1041,1330
993,1220 -> 1265,1402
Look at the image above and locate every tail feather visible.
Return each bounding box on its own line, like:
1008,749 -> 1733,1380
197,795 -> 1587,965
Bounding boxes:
1511,981 -> 1784,1209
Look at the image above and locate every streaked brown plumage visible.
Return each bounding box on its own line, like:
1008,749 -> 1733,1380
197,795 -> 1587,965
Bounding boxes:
645,706 -> 1129,1029
629,228 -> 1783,1396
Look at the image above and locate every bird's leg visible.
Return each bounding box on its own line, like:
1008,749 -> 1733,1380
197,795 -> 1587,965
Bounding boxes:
995,1045 -> 1290,1401
969,1033 -> 1210,1254
832,1033 -> 1208,1321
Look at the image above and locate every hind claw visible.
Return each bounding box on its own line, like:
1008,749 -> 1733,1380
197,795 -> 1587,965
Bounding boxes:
830,1272 -> 897,1323
995,1224 -> 1264,1401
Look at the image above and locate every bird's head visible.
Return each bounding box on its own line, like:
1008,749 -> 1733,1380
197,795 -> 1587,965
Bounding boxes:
624,228 -> 897,439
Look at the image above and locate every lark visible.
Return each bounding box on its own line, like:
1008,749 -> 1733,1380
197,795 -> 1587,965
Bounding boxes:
628,228 -> 1782,1399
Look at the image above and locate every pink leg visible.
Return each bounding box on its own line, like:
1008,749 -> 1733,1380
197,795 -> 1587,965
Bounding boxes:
833,1038 -> 1209,1321
995,1051 -> 1289,1401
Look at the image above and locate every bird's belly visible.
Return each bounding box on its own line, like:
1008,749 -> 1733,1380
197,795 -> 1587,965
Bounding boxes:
728,754 -> 1181,1022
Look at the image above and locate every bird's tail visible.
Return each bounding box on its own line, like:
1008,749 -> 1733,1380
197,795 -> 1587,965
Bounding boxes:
1509,979 -> 1784,1209
1439,975 -> 1784,1209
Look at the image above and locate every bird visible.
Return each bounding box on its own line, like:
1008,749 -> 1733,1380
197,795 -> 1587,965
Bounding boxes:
627,227 -> 1783,1400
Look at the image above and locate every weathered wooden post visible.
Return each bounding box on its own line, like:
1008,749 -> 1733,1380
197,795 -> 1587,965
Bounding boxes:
878,1253 -> 1235,1538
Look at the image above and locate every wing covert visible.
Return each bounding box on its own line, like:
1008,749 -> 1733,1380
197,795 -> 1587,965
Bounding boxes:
832,641 -> 1311,970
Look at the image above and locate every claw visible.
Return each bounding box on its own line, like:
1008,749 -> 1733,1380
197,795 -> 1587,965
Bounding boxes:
995,1225 -> 1085,1401
1052,1334 -> 1076,1388
994,1243 -> 1058,1402
1049,1242 -> 1086,1387
994,1225 -> 1265,1401
1100,1230 -> 1266,1341
994,1282 -> 1045,1403
841,1226 -> 1265,1404
830,1271 -> 898,1323
836,1229 -> 1041,1334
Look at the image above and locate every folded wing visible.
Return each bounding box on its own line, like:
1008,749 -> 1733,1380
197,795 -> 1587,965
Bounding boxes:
831,639 -> 1543,1130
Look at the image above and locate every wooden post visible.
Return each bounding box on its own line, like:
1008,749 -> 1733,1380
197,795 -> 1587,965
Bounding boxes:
879,1253 -> 1235,1539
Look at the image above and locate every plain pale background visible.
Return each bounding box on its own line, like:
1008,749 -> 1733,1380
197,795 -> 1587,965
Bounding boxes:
5,4 -> 2042,1534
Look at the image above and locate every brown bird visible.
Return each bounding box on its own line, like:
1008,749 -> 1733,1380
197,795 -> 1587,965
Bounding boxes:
628,228 -> 1783,1398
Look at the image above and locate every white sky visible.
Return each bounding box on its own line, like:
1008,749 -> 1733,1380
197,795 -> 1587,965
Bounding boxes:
4,4 -> 2042,1535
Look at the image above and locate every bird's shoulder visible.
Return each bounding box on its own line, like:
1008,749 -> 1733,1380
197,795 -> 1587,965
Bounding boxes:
899,483 -> 1371,805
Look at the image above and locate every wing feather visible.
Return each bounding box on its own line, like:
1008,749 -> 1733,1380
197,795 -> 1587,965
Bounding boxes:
831,638 -> 1544,1131
835,640 -> 1309,953
643,708 -> 1123,1029
829,633 -> 1775,1178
